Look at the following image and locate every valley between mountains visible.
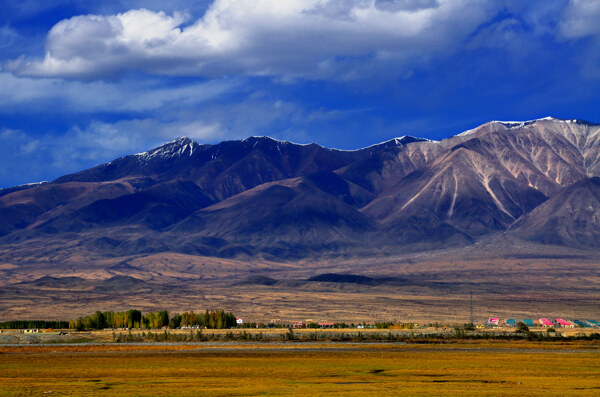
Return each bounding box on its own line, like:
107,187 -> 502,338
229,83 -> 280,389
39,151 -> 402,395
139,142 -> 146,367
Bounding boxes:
1,117 -> 599,322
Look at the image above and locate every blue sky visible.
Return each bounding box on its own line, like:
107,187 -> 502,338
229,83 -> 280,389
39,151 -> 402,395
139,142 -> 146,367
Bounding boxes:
1,0 -> 600,187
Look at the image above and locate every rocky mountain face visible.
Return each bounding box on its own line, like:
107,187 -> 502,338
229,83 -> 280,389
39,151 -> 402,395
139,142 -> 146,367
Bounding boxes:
1,117 -> 600,260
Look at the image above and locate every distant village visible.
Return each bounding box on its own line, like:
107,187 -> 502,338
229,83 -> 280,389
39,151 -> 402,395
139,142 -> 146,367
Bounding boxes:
485,318 -> 599,329
2,313 -> 600,334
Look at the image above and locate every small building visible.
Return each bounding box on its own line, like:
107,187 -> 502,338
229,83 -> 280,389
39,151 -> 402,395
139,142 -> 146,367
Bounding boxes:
522,319 -> 535,327
572,320 -> 589,328
236,318 -> 243,325
487,317 -> 500,326
318,322 -> 334,328
555,318 -> 575,328
292,321 -> 305,328
505,319 -> 516,327
539,318 -> 554,327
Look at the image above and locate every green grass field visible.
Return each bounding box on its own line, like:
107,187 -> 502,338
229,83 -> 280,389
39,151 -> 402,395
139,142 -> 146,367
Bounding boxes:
0,343 -> 599,396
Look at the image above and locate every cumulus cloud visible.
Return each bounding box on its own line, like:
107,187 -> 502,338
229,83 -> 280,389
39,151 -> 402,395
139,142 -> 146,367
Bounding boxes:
557,0 -> 600,79
559,0 -> 600,39
5,0 -> 501,80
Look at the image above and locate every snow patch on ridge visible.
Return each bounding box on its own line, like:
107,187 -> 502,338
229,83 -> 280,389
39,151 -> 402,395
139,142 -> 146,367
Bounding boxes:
330,136 -> 437,152
242,136 -> 314,147
458,117 -> 588,137
134,137 -> 199,161
236,135 -> 435,152
19,181 -> 48,187
0,181 -> 48,190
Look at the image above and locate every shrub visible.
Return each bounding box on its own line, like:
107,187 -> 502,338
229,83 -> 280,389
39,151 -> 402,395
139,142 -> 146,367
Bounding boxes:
516,322 -> 529,333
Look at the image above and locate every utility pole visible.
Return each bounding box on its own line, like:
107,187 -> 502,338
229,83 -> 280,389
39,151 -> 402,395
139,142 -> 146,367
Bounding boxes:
469,291 -> 474,326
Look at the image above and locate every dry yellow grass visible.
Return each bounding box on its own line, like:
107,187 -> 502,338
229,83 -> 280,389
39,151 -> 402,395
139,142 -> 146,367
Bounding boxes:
0,343 -> 598,396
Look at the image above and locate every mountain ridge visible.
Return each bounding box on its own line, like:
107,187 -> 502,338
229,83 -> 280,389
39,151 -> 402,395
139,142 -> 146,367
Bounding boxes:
1,117 -> 600,263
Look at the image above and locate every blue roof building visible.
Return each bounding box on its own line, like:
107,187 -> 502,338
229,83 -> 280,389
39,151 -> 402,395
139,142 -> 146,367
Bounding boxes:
522,319 -> 535,327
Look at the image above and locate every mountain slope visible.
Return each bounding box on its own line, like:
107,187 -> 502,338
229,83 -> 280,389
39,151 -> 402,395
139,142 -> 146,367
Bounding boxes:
41,181 -> 214,232
167,177 -> 375,258
509,177 -> 600,247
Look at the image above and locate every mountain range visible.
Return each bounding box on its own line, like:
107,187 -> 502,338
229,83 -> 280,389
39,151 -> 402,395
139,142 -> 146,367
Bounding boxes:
1,116 -> 600,263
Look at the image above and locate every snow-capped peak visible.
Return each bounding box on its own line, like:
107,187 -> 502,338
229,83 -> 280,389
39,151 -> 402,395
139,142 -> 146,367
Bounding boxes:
0,181 -> 48,191
387,135 -> 437,145
241,135 -> 315,147
20,181 -> 48,187
327,135 -> 436,152
491,116 -> 560,128
134,137 -> 199,161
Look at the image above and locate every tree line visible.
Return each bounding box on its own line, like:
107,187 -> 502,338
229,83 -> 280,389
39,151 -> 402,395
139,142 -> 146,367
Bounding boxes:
69,310 -> 161,330
68,309 -> 236,330
169,310 -> 237,329
0,320 -> 69,330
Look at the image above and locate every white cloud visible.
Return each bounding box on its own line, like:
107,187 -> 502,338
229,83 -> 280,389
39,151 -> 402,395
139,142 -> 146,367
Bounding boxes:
557,0 -> 600,80
0,25 -> 19,49
51,118 -> 225,167
5,0 -> 500,80
0,127 -> 21,138
19,139 -> 40,154
0,118 -> 226,180
0,72 -> 236,113
559,0 -> 600,39
0,91 -> 357,185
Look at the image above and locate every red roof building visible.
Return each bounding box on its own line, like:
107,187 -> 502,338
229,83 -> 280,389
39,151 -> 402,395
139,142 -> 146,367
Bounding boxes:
555,318 -> 574,328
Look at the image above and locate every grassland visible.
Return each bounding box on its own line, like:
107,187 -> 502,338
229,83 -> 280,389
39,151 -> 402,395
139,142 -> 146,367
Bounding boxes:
0,342 -> 599,396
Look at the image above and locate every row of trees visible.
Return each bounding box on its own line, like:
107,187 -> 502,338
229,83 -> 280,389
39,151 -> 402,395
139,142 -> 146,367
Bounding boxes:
0,320 -> 69,329
170,310 -> 237,329
69,310 -> 169,330
68,309 -> 236,330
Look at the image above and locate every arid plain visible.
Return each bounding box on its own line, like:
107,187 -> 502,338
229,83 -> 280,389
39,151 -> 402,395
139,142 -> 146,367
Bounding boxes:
2,235 -> 598,323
